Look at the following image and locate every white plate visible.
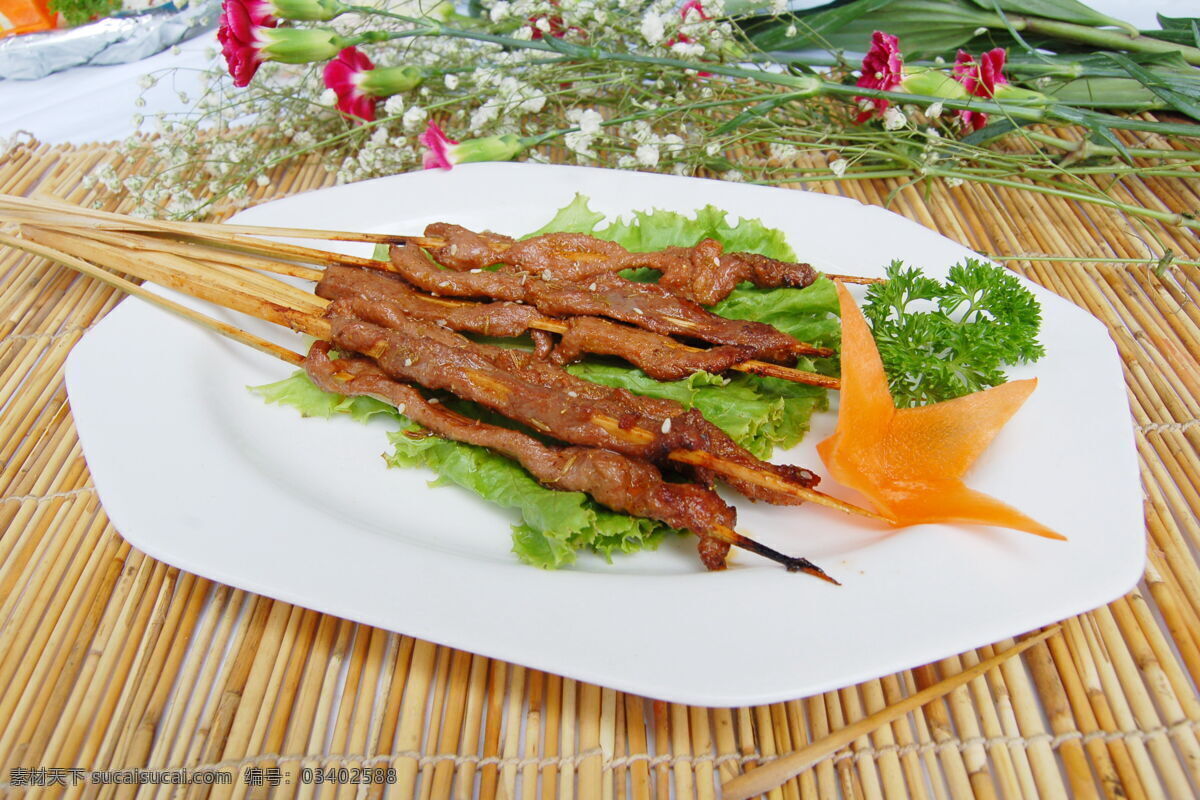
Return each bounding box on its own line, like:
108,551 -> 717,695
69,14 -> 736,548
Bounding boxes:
65,164 -> 1144,706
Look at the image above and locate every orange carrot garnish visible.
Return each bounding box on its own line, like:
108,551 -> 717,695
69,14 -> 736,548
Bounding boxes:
817,281 -> 1065,539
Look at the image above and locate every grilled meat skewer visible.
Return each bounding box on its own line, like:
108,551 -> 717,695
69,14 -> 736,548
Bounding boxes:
389,243 -> 822,364
423,224 -> 819,306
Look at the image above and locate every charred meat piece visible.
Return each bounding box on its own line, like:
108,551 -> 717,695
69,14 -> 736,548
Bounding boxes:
422,224 -> 817,305
550,316 -> 757,381
389,243 -> 810,364
326,309 -> 819,505
317,263 -> 543,338
305,341 -> 733,568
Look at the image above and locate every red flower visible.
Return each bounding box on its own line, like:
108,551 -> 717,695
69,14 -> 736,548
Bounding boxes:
679,0 -> 709,20
218,0 -> 276,87
953,48 -> 1009,131
323,46 -> 376,122
854,31 -> 904,122
420,122 -> 458,170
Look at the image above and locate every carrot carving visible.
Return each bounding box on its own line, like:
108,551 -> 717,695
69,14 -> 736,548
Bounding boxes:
817,281 -> 1065,539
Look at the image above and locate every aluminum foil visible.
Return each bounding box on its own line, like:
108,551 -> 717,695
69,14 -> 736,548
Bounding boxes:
0,0 -> 219,80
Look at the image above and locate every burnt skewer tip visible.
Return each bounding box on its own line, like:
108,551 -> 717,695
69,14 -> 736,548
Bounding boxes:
719,527 -> 840,585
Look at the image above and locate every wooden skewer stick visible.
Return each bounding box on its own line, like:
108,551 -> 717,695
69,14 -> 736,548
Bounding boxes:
6,225 -> 880,524
722,627 -> 1061,800
668,450 -> 889,522
0,192 -> 418,244
0,232 -> 305,366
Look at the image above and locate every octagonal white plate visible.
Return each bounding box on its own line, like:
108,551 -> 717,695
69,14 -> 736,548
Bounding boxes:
64,164 -> 1144,706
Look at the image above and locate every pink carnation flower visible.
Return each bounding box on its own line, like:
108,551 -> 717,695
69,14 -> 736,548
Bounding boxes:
420,122 -> 459,170
323,47 -> 377,122
218,0 -> 276,87
854,31 -> 904,122
953,48 -> 1009,131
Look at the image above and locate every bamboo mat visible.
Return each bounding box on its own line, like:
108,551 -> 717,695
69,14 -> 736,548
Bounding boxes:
2,137 -> 1199,800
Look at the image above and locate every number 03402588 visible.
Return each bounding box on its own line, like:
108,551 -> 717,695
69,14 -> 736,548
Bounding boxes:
298,767 -> 397,785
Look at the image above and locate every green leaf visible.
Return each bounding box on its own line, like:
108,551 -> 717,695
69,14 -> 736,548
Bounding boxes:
861,259 -> 1044,406
750,0 -> 999,56
746,0 -> 893,51
1105,52 -> 1200,122
1155,14 -> 1200,48
1088,125 -> 1133,162
250,370 -> 397,423
711,276 -> 841,344
965,0 -> 1137,32
525,193 -> 607,236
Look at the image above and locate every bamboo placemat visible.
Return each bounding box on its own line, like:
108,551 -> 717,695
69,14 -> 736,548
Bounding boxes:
1,137 -> 1199,800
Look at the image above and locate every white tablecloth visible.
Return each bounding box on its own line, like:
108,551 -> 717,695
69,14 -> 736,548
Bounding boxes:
0,0 -> 1193,147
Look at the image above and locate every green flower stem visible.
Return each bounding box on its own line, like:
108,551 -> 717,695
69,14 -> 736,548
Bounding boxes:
1009,15 -> 1200,67
1021,131 -> 1200,161
926,169 -> 1200,232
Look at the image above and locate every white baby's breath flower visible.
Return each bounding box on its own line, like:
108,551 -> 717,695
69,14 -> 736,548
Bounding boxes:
882,106 -> 907,130
256,174 -> 271,187
945,176 -> 964,188
444,74 -> 460,90
469,103 -> 499,131
721,169 -> 745,182
640,12 -> 665,45
926,101 -> 944,119
785,24 -> 797,36
403,106 -> 428,131
138,74 -> 156,89
489,1 -> 510,21
383,95 -> 406,117
636,143 -> 659,167
617,154 -> 638,169
661,134 -> 685,154
318,88 -> 337,107
572,108 -> 603,135
565,132 -> 596,158
973,26 -> 988,36
670,41 -> 705,58
829,158 -> 848,177
770,0 -> 787,14
705,142 -> 720,157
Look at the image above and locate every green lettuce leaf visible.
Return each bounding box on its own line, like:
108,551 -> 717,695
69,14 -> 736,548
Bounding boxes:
252,371 -> 678,569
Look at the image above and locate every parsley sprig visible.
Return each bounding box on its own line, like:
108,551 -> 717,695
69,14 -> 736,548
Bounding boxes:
861,259 -> 1045,407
